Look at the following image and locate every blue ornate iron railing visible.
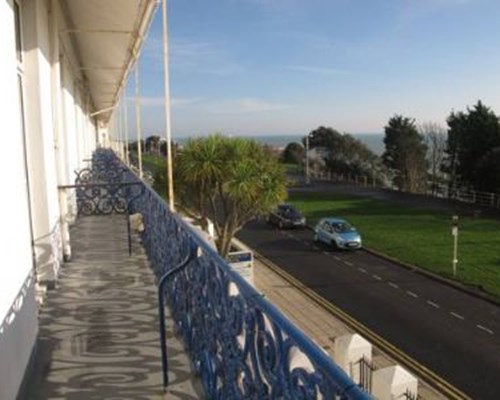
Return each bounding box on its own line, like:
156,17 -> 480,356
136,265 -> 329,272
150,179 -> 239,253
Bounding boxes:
92,149 -> 370,400
60,151 -> 145,254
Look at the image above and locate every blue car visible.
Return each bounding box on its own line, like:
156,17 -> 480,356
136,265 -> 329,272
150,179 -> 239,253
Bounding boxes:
313,217 -> 362,250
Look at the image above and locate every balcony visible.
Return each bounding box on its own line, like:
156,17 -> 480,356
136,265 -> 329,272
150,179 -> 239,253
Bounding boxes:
20,149 -> 369,399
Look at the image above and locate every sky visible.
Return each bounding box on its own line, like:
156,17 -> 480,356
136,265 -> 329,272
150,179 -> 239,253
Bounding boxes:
125,0 -> 500,138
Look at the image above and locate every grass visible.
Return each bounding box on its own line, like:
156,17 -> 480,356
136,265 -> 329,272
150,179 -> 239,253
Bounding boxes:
289,191 -> 500,299
142,154 -> 165,172
282,163 -> 304,174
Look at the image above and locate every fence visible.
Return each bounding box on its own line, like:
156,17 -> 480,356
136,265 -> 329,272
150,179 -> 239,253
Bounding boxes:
89,150 -> 370,400
309,170 -> 500,210
356,356 -> 375,393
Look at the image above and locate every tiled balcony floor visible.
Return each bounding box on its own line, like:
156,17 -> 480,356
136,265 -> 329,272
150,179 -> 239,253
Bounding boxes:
21,215 -> 203,399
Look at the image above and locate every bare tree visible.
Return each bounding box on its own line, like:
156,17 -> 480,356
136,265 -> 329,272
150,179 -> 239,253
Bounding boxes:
420,122 -> 447,195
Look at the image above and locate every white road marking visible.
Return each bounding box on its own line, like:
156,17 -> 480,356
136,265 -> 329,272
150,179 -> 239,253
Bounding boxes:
333,256 -> 341,261
406,291 -> 418,298
388,282 -> 399,289
358,267 -> 367,274
450,312 -> 464,320
476,325 -> 494,335
427,300 -> 440,309
373,275 -> 382,281
344,261 -> 354,266
322,251 -> 329,256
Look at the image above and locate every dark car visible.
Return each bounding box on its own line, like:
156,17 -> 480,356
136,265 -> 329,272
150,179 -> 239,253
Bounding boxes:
268,204 -> 306,229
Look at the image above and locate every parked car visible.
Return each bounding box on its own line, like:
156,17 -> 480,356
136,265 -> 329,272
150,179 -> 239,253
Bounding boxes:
268,204 -> 306,229
313,217 -> 362,250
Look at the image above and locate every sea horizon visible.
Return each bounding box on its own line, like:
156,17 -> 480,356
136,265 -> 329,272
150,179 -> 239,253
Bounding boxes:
174,132 -> 385,155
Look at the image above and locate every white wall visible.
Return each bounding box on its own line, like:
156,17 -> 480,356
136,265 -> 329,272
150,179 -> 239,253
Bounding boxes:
0,0 -> 40,399
0,0 -> 37,335
23,0 -> 62,284
0,0 -> 99,398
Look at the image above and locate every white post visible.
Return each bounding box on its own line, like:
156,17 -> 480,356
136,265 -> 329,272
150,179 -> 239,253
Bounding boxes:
123,97 -> 129,166
162,0 -> 175,211
452,215 -> 459,276
305,135 -> 310,185
117,98 -> 123,160
135,63 -> 143,178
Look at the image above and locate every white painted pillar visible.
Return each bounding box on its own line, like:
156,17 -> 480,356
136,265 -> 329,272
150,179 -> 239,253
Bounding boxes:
22,0 -> 63,284
334,333 -> 372,385
372,365 -> 418,400
49,0 -> 71,261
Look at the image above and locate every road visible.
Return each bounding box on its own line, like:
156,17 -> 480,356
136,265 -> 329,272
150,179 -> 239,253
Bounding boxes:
238,220 -> 500,399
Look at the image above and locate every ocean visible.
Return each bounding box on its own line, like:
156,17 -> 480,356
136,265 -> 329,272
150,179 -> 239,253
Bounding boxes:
176,133 -> 385,155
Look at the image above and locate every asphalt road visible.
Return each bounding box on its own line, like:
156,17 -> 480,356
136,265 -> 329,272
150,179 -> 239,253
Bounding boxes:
238,221 -> 500,399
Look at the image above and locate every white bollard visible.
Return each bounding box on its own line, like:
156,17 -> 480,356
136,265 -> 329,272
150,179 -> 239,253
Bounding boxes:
333,333 -> 372,384
372,365 -> 418,400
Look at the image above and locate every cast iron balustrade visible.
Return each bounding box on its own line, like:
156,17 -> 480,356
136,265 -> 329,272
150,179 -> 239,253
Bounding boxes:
88,149 -> 370,399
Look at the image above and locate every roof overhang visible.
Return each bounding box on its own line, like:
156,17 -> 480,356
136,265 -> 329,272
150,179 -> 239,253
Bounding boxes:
60,0 -> 158,123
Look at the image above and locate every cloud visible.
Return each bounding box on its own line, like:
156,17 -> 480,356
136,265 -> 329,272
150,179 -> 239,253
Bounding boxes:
206,97 -> 294,114
141,36 -> 240,75
171,39 -> 222,67
285,65 -> 351,76
126,96 -> 201,108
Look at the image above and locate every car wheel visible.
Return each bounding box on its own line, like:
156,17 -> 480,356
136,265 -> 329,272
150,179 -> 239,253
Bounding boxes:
331,240 -> 338,250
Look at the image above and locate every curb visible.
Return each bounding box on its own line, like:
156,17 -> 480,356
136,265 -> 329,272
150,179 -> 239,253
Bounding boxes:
305,224 -> 500,307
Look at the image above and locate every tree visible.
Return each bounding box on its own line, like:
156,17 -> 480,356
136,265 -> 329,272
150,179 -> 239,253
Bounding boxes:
445,101 -> 500,191
145,135 -> 162,154
475,147 -> 500,193
176,135 -> 287,256
419,122 -> 447,194
303,126 -> 343,149
304,126 -> 388,184
382,115 -> 428,192
282,142 -> 304,165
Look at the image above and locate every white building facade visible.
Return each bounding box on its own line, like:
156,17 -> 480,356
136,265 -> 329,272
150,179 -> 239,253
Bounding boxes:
0,1 -> 156,398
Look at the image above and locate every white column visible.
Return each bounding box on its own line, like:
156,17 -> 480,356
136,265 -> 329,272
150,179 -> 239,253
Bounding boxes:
162,0 -> 174,209
49,0 -> 71,261
135,63 -> 143,177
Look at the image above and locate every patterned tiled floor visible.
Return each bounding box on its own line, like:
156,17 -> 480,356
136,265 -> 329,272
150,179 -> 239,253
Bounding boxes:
21,216 -> 203,400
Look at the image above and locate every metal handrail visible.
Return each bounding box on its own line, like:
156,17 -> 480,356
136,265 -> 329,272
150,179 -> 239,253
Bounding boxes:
158,240 -> 198,388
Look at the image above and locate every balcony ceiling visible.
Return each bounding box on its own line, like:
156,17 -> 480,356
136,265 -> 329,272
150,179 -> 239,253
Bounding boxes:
61,0 -> 157,122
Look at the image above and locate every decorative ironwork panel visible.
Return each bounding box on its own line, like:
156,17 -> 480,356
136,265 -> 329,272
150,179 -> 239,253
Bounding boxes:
95,150 -> 370,400
72,150 -> 137,216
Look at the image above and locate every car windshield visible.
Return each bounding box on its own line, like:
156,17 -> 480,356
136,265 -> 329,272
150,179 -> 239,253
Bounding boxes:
332,222 -> 355,233
280,206 -> 300,218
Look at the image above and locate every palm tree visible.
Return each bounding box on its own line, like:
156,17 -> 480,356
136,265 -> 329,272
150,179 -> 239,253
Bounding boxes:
176,135 -> 287,256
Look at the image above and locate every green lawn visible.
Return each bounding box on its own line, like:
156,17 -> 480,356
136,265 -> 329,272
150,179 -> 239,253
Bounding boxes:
289,191 -> 500,299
